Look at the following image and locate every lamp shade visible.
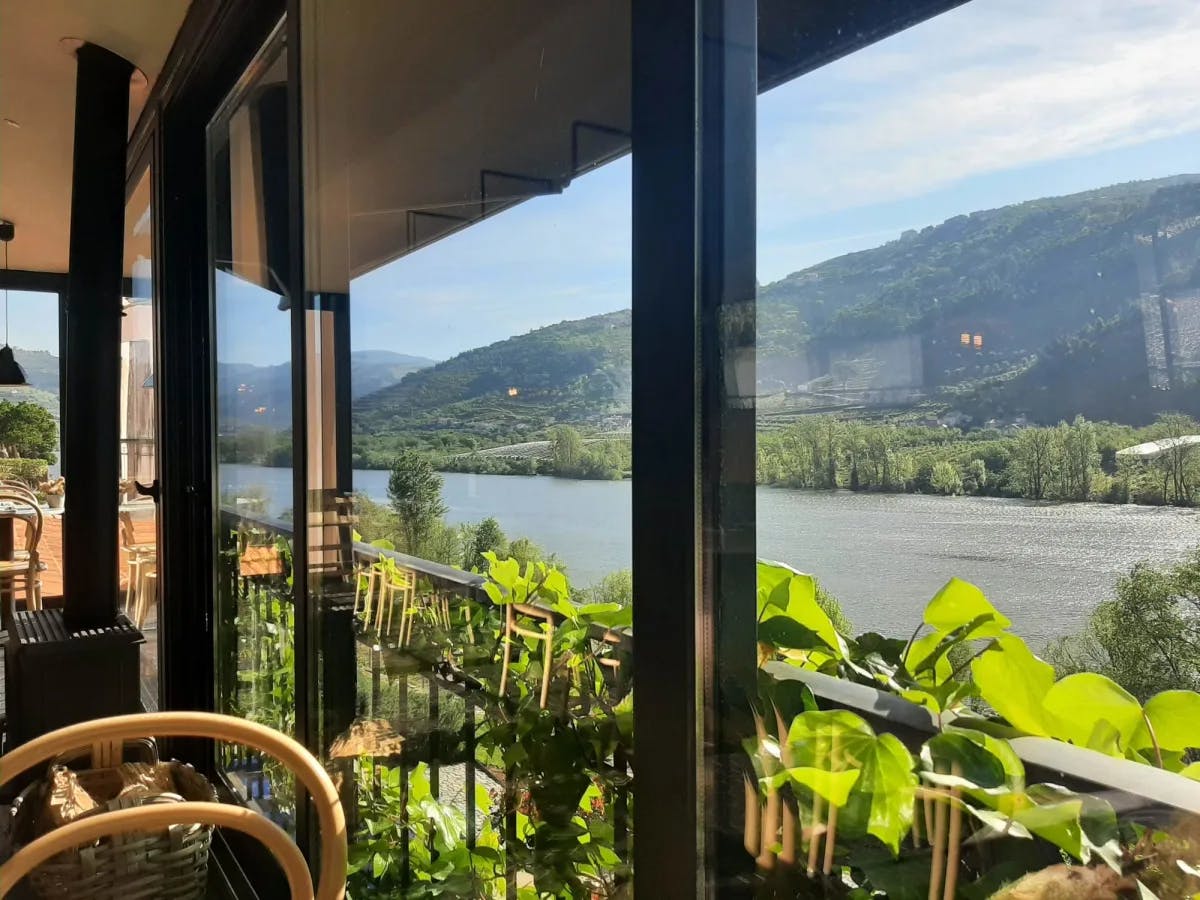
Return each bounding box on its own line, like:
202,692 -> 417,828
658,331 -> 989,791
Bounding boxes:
0,345 -> 29,387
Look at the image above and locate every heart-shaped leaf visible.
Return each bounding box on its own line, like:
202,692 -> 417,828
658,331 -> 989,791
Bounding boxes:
972,634 -> 1055,736
1043,673 -> 1143,748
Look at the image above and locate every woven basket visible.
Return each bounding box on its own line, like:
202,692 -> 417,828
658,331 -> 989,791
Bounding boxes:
10,760 -> 216,899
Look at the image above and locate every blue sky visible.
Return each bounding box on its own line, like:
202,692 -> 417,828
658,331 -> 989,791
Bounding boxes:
5,290 -> 58,355
200,0 -> 1200,367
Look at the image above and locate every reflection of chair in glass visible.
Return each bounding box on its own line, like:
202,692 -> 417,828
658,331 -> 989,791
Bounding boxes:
498,603 -> 556,709
377,564 -> 416,641
0,711 -> 347,900
0,490 -> 43,614
352,560 -> 382,626
120,511 -> 156,627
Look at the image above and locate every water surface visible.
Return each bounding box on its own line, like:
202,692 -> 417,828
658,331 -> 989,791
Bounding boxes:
220,464 -> 1199,644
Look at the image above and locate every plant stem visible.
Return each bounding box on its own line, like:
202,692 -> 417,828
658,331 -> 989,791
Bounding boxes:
1140,709 -> 1164,768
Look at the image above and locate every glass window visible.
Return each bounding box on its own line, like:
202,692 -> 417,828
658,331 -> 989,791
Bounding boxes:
121,165 -> 160,709
206,26 -> 297,824
0,287 -> 61,613
301,3 -> 633,895
750,2 -> 1200,897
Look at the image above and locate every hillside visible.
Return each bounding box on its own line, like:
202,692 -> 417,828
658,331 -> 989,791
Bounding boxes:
352,310 -> 631,449
218,350 -> 435,430
758,175 -> 1200,406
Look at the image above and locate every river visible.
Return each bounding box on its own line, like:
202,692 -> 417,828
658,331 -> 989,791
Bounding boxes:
220,464 -> 1199,645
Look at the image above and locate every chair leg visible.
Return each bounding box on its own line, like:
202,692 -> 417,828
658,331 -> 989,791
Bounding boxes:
498,604 -> 515,698
124,560 -> 136,616
539,627 -> 554,710
137,569 -> 157,629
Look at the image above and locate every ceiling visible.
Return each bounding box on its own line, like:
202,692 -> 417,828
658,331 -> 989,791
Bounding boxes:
0,0 -> 192,275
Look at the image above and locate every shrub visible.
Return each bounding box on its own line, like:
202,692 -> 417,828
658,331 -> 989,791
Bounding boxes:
0,458 -> 49,486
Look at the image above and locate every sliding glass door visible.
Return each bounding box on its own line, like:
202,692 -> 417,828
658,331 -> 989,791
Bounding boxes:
205,23 -> 297,824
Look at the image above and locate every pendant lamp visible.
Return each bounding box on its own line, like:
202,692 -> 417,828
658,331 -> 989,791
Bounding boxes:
0,220 -> 29,387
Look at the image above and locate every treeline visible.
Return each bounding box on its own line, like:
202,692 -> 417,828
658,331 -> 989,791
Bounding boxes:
757,413 -> 1200,506
218,427 -> 293,467
440,427 -> 630,481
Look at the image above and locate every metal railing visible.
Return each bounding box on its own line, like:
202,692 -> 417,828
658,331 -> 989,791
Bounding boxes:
215,505 -> 634,893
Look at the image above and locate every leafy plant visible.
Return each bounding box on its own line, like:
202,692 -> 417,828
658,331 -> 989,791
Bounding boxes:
348,761 -> 505,899
752,559 -> 1200,897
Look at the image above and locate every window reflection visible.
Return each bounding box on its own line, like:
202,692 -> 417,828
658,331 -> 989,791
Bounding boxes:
749,0 -> 1200,895
301,1 -> 634,894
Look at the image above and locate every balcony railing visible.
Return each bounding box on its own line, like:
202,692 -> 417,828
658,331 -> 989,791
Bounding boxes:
215,506 -> 1200,897
216,506 -> 633,895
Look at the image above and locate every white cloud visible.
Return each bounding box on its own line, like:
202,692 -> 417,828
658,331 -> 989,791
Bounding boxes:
758,0 -> 1200,225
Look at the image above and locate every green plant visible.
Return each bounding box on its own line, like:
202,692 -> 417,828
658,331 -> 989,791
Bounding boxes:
752,559 -> 1200,897
0,457 -> 48,484
348,761 -> 505,899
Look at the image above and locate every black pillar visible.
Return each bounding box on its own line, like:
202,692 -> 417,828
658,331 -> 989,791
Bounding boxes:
63,43 -> 133,627
632,0 -> 758,893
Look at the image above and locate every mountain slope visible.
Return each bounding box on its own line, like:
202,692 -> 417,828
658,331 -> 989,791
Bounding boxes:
219,350 -> 436,429
352,310 -> 631,443
758,175 -> 1200,397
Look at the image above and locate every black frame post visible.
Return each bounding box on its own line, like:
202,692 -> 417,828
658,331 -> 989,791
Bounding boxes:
699,0 -> 758,891
630,0 -> 702,891
632,0 -> 758,894
63,42 -> 134,627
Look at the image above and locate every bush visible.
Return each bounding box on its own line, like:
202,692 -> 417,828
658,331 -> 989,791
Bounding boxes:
929,460 -> 963,496
0,458 -> 49,486
1044,550 -> 1200,700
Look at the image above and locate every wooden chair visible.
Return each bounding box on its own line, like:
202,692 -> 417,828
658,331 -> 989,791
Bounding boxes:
352,560 -> 382,626
498,602 -> 556,709
0,490 -> 43,613
377,564 -> 417,641
120,511 -> 156,626
0,711 -> 348,899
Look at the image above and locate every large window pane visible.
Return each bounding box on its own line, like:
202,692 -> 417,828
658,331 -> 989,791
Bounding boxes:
0,288 -> 61,615
206,28 -> 296,822
121,165 -> 159,709
301,3 -> 633,895
749,1 -> 1200,896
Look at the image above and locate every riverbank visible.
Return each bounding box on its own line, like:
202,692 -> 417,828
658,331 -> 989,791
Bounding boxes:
217,463 -> 1198,644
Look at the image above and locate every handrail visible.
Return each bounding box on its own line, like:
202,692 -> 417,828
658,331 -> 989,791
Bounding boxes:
764,661 -> 1200,816
218,505 -> 632,649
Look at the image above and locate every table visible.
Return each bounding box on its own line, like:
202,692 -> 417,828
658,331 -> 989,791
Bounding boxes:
0,500 -> 62,561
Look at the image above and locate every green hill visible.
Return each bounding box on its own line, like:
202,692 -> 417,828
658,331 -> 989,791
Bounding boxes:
352,311 -> 631,453
758,175 -> 1200,402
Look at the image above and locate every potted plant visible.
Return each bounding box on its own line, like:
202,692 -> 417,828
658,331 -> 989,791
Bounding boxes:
39,476 -> 65,509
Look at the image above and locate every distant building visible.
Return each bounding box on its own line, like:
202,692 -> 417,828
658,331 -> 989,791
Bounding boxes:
1116,435 -> 1200,460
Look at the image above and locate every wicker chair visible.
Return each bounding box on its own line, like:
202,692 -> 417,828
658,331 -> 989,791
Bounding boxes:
0,711 -> 348,899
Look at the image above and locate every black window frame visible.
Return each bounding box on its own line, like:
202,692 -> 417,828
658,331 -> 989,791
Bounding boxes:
134,0 -> 969,891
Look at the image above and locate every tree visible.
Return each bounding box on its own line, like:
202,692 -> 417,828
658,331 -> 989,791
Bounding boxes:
576,569 -> 633,607
464,516 -> 507,571
929,460 -> 963,496
550,426 -> 585,475
1045,550 -> 1200,700
962,458 -> 989,495
1053,416 -> 1098,501
0,401 -> 58,462
1152,413 -> 1199,505
1011,427 -> 1054,500
387,451 -> 448,555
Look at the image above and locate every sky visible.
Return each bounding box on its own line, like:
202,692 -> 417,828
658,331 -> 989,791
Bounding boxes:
5,289 -> 59,355
210,0 -> 1200,366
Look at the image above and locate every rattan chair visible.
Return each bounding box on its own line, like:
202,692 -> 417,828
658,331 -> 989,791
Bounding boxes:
0,711 -> 348,899
0,489 -> 43,613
